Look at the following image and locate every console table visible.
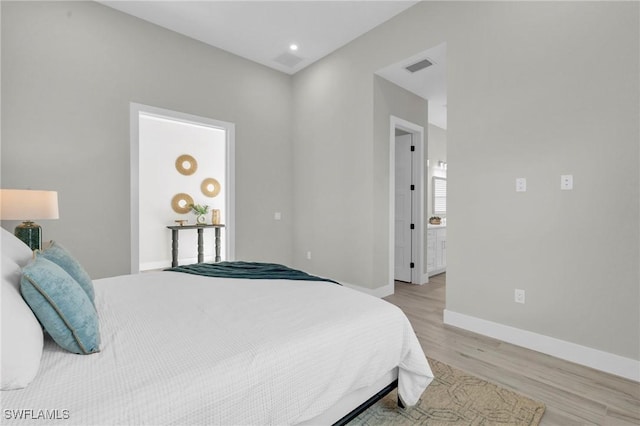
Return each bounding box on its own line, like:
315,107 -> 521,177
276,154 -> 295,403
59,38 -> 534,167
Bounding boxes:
166,224 -> 225,267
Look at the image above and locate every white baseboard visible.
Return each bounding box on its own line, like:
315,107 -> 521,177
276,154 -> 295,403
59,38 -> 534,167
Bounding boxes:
140,256 -> 215,272
343,277 -> 433,297
428,267 -> 446,278
443,309 -> 640,382
342,281 -> 395,298
139,260 -> 170,271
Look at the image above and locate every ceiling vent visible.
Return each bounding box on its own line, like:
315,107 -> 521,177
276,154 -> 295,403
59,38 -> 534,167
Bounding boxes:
274,52 -> 303,68
405,58 -> 433,73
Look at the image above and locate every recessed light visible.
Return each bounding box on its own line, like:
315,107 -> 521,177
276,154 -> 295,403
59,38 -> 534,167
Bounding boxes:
289,43 -> 298,51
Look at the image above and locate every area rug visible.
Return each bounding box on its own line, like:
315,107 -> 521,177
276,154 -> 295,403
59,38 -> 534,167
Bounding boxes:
350,358 -> 545,425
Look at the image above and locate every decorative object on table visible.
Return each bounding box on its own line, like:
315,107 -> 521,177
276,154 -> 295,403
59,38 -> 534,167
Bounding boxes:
211,209 -> 221,225
200,177 -> 221,197
0,189 -> 59,250
174,219 -> 187,226
189,203 -> 209,225
429,216 -> 442,225
171,193 -> 194,214
175,154 -> 197,176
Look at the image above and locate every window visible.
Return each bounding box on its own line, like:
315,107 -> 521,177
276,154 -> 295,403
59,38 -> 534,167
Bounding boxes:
433,177 -> 446,215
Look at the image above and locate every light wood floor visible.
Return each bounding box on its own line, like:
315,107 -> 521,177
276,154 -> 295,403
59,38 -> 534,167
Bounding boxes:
384,274 -> 640,425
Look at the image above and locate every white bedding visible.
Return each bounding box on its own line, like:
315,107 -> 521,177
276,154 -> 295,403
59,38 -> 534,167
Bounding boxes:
2,271 -> 433,425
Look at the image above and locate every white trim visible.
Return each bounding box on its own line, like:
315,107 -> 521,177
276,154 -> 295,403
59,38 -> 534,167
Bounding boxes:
444,309 -> 640,382
389,116 -> 426,287
428,267 -> 446,277
225,121 -> 236,262
341,281 -> 395,298
130,104 -> 141,274
139,256 -> 217,272
129,103 -> 236,274
139,260 -> 170,272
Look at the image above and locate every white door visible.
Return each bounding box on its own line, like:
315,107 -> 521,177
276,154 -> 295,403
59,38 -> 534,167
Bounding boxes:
394,134 -> 413,282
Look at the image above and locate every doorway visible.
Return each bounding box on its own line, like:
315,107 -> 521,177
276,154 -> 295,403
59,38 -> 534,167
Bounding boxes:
394,130 -> 413,282
389,116 -> 426,286
129,103 -> 235,273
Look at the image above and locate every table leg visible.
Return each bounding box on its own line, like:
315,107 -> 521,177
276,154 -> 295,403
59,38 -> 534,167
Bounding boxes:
171,229 -> 179,267
215,227 -> 221,263
197,228 -> 204,263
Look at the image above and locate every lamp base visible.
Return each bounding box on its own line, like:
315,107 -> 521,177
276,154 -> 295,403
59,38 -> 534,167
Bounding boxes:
15,221 -> 42,251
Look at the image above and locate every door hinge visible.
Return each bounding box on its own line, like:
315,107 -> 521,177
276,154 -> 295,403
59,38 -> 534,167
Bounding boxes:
410,223 -> 415,230
410,184 -> 415,191
410,145 -> 415,152
410,262 -> 415,269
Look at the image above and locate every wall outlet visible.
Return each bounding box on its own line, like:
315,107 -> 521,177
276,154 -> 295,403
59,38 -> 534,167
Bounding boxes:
514,289 -> 525,304
561,174 -> 573,190
516,178 -> 527,192
306,251 -> 312,260
274,212 -> 282,220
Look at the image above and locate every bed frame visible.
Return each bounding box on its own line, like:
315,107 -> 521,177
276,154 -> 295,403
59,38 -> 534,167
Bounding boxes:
299,368 -> 403,425
333,379 -> 402,426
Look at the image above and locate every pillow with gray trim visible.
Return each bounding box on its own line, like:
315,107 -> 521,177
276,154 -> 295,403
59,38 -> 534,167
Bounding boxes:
21,256 -> 100,355
38,241 -> 95,304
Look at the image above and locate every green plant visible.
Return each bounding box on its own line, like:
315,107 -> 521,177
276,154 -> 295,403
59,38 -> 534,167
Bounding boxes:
189,203 -> 209,215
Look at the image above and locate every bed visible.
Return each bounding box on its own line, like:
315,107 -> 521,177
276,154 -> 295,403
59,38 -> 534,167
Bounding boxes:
1,230 -> 433,425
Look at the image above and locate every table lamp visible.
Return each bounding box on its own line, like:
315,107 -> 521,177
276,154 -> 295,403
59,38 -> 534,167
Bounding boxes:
0,189 -> 59,250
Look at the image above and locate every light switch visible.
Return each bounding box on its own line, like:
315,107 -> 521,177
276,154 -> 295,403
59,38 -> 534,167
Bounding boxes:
561,175 -> 573,190
516,178 -> 527,192
274,212 -> 282,220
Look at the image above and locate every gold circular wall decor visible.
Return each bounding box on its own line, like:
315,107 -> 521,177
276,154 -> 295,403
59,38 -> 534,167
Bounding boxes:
171,193 -> 194,214
201,178 -> 221,198
175,154 -> 198,176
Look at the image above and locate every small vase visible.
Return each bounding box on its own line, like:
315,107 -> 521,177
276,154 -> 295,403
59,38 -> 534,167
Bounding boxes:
211,209 -> 220,225
196,215 -> 206,225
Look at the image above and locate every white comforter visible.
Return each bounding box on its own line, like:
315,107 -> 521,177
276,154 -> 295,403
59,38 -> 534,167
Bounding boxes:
2,271 -> 433,425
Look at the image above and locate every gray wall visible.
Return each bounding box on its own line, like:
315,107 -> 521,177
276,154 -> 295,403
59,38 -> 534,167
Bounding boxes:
2,1 -> 638,362
290,49 -> 375,286
373,76 -> 428,283
1,1 -> 293,278
290,47 -> 430,290
292,2 -> 639,360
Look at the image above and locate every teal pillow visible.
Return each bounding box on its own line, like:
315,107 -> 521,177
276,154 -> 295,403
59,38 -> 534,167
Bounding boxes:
20,257 -> 100,355
38,241 -> 94,304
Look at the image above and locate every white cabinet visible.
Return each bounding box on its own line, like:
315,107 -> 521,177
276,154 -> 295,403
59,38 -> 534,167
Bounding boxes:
427,226 -> 446,276
427,230 -> 437,273
436,228 -> 446,271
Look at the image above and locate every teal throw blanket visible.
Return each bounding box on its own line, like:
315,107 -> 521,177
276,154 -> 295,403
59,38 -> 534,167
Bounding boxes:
166,261 -> 340,285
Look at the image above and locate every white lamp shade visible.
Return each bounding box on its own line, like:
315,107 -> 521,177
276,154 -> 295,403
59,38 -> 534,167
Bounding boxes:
0,189 -> 59,221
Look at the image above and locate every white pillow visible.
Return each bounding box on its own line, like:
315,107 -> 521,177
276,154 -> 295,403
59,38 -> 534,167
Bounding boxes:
1,256 -> 44,390
1,227 -> 34,267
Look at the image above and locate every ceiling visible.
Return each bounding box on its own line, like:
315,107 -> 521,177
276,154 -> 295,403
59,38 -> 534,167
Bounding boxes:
376,43 -> 447,129
99,0 -> 446,128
